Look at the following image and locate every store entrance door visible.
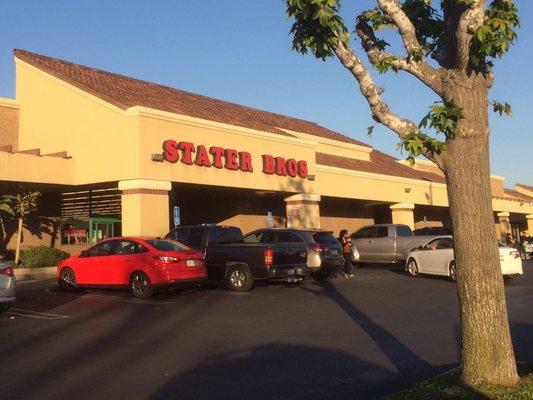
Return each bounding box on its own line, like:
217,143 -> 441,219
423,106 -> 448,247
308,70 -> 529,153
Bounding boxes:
89,217 -> 121,244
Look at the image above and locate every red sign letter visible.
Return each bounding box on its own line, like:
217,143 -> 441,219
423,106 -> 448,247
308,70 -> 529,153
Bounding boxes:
224,149 -> 239,170
177,142 -> 195,165
194,145 -> 212,167
286,159 -> 298,178
297,160 -> 308,178
163,140 -> 179,163
238,152 -> 253,172
209,146 -> 224,169
262,155 -> 275,174
275,157 -> 287,176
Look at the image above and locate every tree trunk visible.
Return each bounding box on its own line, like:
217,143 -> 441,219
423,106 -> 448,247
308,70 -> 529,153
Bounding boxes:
14,217 -> 23,264
442,73 -> 519,386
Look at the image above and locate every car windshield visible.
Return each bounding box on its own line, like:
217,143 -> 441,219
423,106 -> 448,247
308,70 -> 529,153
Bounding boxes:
146,239 -> 190,252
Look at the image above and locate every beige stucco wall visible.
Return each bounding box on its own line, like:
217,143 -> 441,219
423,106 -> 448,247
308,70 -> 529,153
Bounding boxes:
0,151 -> 75,184
320,217 -> 374,237
492,198 -> 533,214
16,59 -> 140,185
316,165 -> 450,207
0,99 -> 19,150
4,192 -> 61,251
220,214 -> 286,235
490,176 -> 505,198
121,192 -> 170,236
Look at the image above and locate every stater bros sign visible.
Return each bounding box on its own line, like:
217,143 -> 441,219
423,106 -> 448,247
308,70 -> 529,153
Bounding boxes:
161,140 -> 308,178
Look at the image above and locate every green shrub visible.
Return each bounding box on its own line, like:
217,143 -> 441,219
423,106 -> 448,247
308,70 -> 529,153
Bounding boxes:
20,246 -> 70,269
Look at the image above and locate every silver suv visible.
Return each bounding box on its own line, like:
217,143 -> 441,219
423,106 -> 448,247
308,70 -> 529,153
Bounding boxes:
0,263 -> 16,315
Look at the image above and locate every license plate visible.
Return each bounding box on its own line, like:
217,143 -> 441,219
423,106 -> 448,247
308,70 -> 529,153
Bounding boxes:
287,269 -> 295,275
186,259 -> 196,267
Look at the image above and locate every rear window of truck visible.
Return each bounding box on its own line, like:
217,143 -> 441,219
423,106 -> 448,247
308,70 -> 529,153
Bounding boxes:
208,227 -> 244,244
313,232 -> 338,244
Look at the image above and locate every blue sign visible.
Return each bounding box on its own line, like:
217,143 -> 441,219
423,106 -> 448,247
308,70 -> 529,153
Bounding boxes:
267,211 -> 273,228
173,206 -> 181,227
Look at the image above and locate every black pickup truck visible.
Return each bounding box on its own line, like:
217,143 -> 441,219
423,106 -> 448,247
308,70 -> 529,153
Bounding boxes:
165,224 -> 309,291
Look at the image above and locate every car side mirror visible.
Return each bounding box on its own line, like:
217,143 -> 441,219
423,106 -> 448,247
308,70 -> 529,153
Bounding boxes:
417,245 -> 425,251
80,250 -> 88,258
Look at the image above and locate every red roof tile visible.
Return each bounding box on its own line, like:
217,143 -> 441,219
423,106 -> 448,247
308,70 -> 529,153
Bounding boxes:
315,152 -> 446,183
14,49 -> 370,147
516,184 -> 533,193
501,189 -> 533,202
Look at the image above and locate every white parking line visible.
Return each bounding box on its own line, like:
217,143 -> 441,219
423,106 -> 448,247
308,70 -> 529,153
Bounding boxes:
46,290 -> 173,305
6,308 -> 70,320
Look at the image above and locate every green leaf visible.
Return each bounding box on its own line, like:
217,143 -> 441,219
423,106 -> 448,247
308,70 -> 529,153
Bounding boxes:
286,0 -> 349,60
401,131 -> 445,161
470,0 -> 520,70
491,100 -> 513,116
418,100 -> 463,139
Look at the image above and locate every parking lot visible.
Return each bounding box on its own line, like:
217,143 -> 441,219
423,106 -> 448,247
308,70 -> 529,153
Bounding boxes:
1,261 -> 532,400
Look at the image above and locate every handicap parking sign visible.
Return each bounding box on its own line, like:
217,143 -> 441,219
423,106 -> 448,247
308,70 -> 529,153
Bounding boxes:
267,211 -> 273,228
173,206 -> 180,227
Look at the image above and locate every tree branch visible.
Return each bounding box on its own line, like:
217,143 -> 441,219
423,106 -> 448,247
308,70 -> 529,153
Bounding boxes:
456,0 -> 486,71
356,20 -> 443,95
333,39 -> 444,168
376,0 -> 422,53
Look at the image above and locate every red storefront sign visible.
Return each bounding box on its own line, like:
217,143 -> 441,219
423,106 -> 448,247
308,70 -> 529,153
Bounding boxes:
64,229 -> 87,237
161,140 -> 308,178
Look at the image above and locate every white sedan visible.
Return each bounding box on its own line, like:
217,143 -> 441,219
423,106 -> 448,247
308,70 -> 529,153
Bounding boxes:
405,235 -> 523,281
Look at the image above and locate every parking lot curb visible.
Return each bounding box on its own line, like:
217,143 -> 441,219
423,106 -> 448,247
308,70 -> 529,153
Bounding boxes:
14,267 -> 56,281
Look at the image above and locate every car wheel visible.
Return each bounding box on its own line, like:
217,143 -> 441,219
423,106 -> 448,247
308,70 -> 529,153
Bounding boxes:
129,271 -> 154,299
406,258 -> 419,277
449,261 -> 457,282
59,267 -> 78,291
226,264 -> 253,292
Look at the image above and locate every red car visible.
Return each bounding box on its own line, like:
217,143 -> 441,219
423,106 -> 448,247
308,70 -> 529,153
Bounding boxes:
57,237 -> 207,298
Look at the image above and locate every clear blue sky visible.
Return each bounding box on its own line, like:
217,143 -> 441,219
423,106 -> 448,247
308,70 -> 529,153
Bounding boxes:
0,0 -> 531,186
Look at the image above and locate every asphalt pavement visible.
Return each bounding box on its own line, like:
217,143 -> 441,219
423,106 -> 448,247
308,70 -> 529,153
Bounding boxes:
1,261 -> 532,400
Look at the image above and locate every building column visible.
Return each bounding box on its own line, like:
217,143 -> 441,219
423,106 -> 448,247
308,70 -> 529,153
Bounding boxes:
497,211 -> 511,241
526,215 -> 533,236
390,203 -> 415,230
119,179 -> 171,236
285,193 -> 321,229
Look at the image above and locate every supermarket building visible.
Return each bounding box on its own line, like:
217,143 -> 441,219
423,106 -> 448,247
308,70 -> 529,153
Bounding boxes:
1,49 -> 533,251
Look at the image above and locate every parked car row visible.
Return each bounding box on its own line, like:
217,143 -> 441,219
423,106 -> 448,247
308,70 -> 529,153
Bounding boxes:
350,223 -> 524,281
56,225 -> 345,298
1,223 -> 524,306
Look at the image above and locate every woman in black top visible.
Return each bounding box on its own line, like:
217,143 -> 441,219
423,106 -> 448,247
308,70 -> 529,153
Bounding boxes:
338,229 -> 354,278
